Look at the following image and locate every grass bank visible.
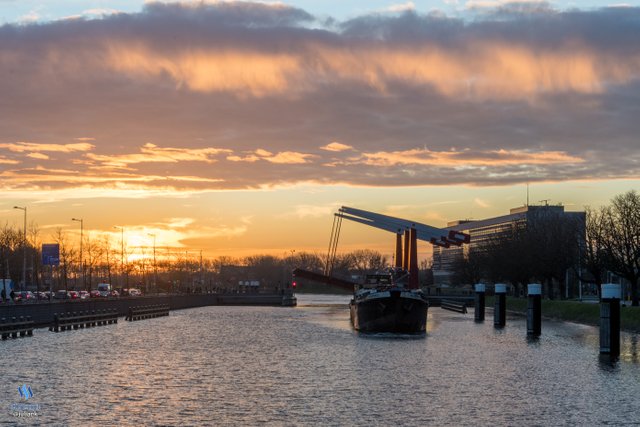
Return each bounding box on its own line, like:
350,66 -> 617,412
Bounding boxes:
486,296 -> 640,334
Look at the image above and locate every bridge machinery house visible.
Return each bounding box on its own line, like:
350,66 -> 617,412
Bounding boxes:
432,204 -> 586,294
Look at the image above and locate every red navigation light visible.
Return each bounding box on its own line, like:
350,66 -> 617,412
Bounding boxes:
292,281 -> 297,288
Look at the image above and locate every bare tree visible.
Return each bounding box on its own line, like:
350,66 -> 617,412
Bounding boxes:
602,190 -> 640,306
0,223 -> 21,282
52,228 -> 75,291
451,248 -> 484,286
84,233 -> 104,290
527,210 -> 582,299
578,206 -> 608,296
482,221 -> 533,296
351,249 -> 388,277
28,221 -> 42,292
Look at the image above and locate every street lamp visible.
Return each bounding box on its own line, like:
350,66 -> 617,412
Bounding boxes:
148,233 -> 157,294
13,206 -> 26,291
71,218 -> 83,289
114,226 -> 124,288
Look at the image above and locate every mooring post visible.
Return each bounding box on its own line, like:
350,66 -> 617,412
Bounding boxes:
527,283 -> 542,337
474,283 -> 485,322
494,284 -> 506,328
600,283 -> 621,357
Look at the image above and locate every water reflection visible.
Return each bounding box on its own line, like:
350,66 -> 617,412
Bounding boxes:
0,296 -> 638,426
598,354 -> 621,370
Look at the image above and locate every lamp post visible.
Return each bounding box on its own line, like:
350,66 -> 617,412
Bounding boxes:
13,206 -> 27,291
148,233 -> 157,294
114,226 -> 124,288
71,218 -> 83,289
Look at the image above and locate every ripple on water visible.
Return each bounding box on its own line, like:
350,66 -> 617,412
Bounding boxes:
1,298 -> 639,426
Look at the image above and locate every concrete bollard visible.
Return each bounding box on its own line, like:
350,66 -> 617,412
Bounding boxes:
494,284 -> 507,328
600,284 -> 621,357
527,283 -> 542,336
474,283 -> 486,322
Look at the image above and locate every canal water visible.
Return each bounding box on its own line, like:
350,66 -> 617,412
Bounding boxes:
1,294 -> 639,426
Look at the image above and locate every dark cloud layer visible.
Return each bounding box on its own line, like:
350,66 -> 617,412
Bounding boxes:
0,2 -> 639,192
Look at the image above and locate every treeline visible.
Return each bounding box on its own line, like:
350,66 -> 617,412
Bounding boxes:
0,221 -> 392,293
452,190 -> 640,306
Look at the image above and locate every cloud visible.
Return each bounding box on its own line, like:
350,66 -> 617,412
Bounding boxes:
81,8 -> 122,18
85,143 -> 232,168
321,142 -> 353,152
0,2 -> 638,194
0,142 -> 95,153
351,148 -> 584,167
385,2 -> 416,13
26,153 -> 50,160
0,157 -> 20,165
227,149 -> 315,164
282,203 -> 339,219
474,197 -> 490,208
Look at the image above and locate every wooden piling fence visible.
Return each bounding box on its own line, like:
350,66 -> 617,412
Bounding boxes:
1,316 -> 35,340
126,304 -> 170,321
49,309 -> 118,332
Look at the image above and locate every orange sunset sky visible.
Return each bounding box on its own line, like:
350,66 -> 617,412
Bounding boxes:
1,1 -> 639,261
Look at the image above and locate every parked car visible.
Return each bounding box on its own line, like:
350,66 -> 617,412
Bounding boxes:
36,291 -> 48,300
54,290 -> 68,299
79,290 -> 90,300
90,290 -> 101,298
97,283 -> 111,297
68,291 -> 79,299
20,291 -> 36,301
128,288 -> 142,297
109,290 -> 119,297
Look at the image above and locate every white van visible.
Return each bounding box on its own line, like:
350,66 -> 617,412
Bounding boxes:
97,283 -> 111,297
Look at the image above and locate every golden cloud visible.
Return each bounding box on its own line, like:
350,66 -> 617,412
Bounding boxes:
106,44 -> 301,97
321,142 -> 354,152
0,157 -> 20,165
85,143 -> 232,167
0,142 -> 95,153
27,153 -> 50,160
227,149 -> 315,164
263,151 -> 315,164
102,41 -> 640,101
352,148 -> 584,167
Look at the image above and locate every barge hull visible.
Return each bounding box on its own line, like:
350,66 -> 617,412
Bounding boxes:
350,294 -> 427,334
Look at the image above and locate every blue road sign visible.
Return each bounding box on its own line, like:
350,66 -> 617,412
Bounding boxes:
42,243 -> 60,266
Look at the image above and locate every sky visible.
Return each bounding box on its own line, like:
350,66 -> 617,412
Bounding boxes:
1,0 -> 639,262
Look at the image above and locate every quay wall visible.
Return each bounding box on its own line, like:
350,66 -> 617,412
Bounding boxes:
0,292 -> 293,327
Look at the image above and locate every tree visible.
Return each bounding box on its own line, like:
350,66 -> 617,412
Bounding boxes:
28,221 -> 42,292
52,228 -> 74,291
527,209 -> 582,299
351,249 -> 388,277
602,190 -> 640,306
0,223 -> 21,282
578,206 -> 608,296
451,248 -> 484,286
482,220 -> 533,296
84,233 -> 104,290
